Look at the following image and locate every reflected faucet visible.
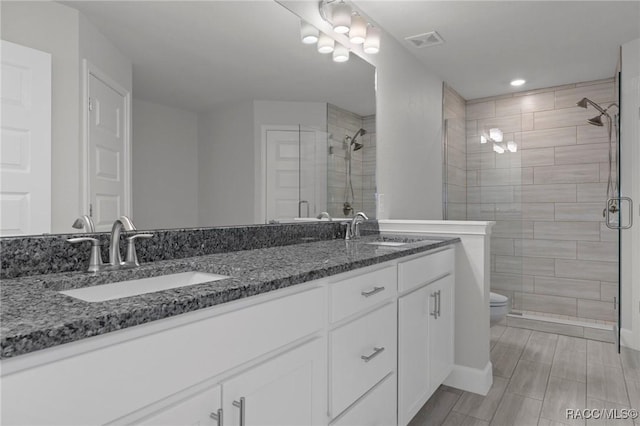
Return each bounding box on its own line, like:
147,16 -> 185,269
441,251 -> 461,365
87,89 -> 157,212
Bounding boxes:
72,215 -> 95,233
316,212 -> 332,221
109,216 -> 137,266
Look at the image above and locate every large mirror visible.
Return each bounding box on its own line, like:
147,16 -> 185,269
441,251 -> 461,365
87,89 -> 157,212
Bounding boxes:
0,0 -> 376,235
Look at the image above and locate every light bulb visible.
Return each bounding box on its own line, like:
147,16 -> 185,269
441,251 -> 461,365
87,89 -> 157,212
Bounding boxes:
363,26 -> 381,54
493,143 -> 505,154
507,141 -> 518,152
480,135 -> 487,144
332,2 -> 351,34
333,43 -> 349,62
300,20 -> 319,44
317,33 -> 335,54
349,14 -> 367,44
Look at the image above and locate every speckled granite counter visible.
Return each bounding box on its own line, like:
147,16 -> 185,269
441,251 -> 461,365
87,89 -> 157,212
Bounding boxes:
0,234 -> 458,359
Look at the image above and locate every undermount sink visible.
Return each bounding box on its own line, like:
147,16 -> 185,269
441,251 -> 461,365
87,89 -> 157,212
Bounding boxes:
365,241 -> 408,247
59,271 -> 229,302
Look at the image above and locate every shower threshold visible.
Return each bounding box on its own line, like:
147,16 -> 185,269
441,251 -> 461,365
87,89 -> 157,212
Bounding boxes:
506,311 -> 615,343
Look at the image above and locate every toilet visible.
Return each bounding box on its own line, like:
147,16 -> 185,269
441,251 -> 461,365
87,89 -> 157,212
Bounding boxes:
490,292 -> 509,325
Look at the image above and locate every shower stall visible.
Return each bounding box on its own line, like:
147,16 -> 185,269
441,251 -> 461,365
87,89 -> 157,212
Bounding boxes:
443,74 -> 630,348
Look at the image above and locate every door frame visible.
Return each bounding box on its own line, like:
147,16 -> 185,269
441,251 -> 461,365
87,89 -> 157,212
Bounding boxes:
81,59 -> 132,220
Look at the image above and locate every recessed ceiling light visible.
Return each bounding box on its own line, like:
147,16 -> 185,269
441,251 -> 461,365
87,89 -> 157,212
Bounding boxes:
510,79 -> 526,87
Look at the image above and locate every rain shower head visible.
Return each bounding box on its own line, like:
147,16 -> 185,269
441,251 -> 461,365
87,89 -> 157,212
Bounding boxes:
576,97 -> 607,114
588,115 -> 604,126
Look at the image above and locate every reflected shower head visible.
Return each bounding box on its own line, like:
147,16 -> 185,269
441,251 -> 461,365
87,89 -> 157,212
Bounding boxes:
576,98 -> 589,108
349,128 -> 366,151
576,97 -> 607,114
588,115 -> 604,126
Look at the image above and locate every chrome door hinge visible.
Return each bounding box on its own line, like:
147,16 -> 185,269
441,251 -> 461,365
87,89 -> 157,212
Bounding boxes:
88,97 -> 94,111
89,203 -> 93,217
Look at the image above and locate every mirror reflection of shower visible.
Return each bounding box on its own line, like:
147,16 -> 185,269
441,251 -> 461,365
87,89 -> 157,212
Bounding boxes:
343,128 -> 366,216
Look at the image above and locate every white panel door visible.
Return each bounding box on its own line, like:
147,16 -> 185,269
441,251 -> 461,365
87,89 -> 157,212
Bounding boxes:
222,338 -> 325,426
87,70 -> 130,231
0,40 -> 51,236
266,129 -> 299,222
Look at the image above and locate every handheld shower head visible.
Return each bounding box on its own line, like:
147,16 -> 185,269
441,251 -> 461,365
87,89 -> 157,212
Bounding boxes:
349,128 -> 366,151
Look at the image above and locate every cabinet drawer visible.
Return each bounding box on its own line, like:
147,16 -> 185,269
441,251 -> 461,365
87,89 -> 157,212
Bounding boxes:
330,302 -> 397,417
330,265 -> 396,323
331,373 -> 397,426
398,248 -> 454,293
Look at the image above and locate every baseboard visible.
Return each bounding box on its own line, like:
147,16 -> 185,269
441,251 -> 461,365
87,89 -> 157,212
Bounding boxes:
443,362 -> 492,395
620,328 -> 639,351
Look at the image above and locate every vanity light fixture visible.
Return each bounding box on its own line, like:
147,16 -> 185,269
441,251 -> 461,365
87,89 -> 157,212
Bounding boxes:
510,78 -> 526,87
300,20 -> 320,44
349,14 -> 367,44
480,135 -> 487,144
331,1 -> 352,34
493,143 -> 505,154
317,32 -> 335,53
363,26 -> 381,54
333,43 -> 349,62
507,141 -> 518,153
317,0 -> 381,55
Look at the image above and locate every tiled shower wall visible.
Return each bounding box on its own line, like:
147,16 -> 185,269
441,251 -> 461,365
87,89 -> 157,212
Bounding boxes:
465,78 -> 618,322
327,104 -> 376,219
443,84 -> 467,220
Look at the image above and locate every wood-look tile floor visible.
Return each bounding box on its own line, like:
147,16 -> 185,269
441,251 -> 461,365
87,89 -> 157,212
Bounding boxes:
408,326 -> 640,426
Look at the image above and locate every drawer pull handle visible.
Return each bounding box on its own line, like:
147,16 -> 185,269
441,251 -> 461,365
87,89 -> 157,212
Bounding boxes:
209,408 -> 223,426
361,286 -> 385,297
233,397 -> 245,426
361,346 -> 385,362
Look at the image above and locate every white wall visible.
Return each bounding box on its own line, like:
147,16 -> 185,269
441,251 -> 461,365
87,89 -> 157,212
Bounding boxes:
620,38 -> 640,350
198,102 -> 255,226
277,1 -> 445,221
1,1 -> 81,233
132,99 -> 199,230
253,100 -> 327,222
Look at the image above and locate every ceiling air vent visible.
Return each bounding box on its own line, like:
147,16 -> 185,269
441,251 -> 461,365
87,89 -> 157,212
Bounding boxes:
404,31 -> 444,48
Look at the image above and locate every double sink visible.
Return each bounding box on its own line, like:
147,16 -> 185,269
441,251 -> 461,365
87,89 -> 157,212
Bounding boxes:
58,235 -> 437,303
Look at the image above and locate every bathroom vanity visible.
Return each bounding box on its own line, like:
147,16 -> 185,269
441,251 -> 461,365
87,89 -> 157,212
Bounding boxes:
0,233 -> 458,425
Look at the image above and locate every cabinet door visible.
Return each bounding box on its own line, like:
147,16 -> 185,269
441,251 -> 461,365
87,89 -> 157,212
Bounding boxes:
137,385 -> 221,426
222,338 -> 325,426
429,274 -> 455,392
397,285 -> 431,426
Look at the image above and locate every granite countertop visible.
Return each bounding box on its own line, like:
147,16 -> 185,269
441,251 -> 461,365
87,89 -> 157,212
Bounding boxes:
0,234 -> 459,359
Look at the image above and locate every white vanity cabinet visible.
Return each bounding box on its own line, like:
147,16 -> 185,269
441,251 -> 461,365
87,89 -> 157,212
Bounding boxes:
1,242 -> 459,426
397,248 -> 455,426
138,338 -> 324,426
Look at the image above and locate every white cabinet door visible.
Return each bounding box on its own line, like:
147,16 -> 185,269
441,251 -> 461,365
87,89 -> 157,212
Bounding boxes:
397,285 -> 431,426
428,274 -> 455,392
222,338 -> 325,426
137,385 -> 221,426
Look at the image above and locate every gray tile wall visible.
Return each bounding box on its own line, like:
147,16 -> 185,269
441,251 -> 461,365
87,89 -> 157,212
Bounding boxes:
465,79 -> 618,322
327,105 -> 377,219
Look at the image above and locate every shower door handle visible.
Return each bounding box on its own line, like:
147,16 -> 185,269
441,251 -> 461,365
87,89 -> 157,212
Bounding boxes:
298,200 -> 309,218
605,197 -> 633,229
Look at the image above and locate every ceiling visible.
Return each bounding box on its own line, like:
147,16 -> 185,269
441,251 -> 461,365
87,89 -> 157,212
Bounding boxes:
63,1 -> 376,115
356,1 -> 640,100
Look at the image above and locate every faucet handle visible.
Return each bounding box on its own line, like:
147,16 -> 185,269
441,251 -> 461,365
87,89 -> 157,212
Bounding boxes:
67,237 -> 104,273
125,233 -> 153,266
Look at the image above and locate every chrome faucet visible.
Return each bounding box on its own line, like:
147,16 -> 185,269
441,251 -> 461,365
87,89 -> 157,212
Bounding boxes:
72,215 -> 95,233
109,216 -> 137,267
316,211 -> 332,221
345,211 -> 368,240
